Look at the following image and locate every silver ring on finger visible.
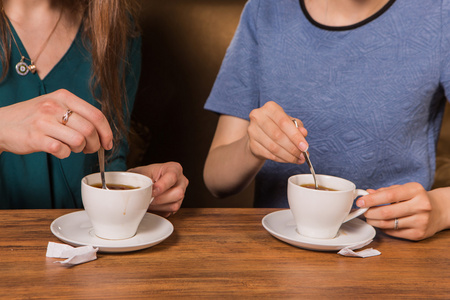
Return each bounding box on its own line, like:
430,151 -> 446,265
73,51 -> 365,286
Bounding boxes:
292,119 -> 298,128
62,109 -> 73,125
394,218 -> 399,230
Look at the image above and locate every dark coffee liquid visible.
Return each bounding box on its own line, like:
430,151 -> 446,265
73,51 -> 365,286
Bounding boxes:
90,183 -> 139,190
300,184 -> 337,191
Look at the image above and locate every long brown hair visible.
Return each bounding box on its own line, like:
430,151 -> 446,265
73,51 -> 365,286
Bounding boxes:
0,0 -> 141,151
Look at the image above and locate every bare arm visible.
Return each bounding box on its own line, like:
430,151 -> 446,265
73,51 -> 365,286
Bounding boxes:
204,115 -> 264,198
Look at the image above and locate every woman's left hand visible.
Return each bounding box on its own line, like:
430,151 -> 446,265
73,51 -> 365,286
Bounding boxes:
128,162 -> 189,218
356,182 -> 450,240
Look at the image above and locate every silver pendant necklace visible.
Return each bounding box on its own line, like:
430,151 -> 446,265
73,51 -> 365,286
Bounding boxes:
15,56 -> 31,76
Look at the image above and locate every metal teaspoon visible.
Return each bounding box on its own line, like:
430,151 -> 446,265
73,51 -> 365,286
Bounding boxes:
98,147 -> 108,190
293,119 -> 318,189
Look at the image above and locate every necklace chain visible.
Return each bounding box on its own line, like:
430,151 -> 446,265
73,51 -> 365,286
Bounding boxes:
1,8 -> 62,76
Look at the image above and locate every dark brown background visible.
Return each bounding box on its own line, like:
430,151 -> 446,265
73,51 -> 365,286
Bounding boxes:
129,0 -> 450,208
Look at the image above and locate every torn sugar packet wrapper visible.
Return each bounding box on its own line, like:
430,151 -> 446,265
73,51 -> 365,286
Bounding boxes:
337,239 -> 381,258
46,242 -> 98,266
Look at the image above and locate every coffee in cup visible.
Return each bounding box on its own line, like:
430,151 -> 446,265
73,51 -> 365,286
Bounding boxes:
90,183 -> 139,190
288,174 -> 368,239
300,183 -> 337,191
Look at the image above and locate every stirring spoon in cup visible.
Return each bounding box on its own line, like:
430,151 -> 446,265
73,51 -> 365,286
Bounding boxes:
98,147 -> 108,190
292,119 -> 318,189
302,150 -> 318,190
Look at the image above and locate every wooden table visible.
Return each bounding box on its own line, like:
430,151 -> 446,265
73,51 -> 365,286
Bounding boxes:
0,208 -> 449,299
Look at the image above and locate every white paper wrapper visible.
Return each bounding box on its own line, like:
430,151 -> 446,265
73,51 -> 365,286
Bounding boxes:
338,240 -> 381,258
46,242 -> 98,266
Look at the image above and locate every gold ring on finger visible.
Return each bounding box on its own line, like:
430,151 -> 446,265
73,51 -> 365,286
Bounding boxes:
62,109 -> 73,125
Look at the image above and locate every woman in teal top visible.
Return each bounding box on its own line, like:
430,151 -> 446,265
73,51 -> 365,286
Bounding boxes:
0,0 -> 188,214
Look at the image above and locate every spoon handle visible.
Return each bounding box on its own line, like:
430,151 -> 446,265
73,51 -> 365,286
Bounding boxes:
98,147 -> 107,190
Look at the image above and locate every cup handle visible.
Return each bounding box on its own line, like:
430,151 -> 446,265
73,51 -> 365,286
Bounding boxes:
342,189 -> 369,223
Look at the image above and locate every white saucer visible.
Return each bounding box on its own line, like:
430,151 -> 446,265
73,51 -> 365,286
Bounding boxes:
262,210 -> 376,251
51,211 -> 174,253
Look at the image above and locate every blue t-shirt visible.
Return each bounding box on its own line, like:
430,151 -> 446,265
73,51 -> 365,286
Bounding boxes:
205,0 -> 450,207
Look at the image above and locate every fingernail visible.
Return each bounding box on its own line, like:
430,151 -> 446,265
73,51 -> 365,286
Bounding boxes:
356,199 -> 365,207
108,141 -> 113,150
299,142 -> 308,152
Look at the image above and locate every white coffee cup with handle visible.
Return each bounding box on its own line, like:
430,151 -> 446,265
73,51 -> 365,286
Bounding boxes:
288,174 -> 369,239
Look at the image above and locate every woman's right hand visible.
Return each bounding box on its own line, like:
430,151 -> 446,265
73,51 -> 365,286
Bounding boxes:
0,89 -> 113,158
204,101 -> 309,197
247,101 -> 308,164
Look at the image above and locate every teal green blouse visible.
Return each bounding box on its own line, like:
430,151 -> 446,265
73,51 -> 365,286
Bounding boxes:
0,24 -> 141,209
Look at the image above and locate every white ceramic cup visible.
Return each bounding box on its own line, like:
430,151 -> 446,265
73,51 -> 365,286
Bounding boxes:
287,174 -> 368,239
81,171 -> 154,240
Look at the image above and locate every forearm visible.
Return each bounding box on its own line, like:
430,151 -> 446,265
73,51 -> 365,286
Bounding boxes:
204,135 -> 264,198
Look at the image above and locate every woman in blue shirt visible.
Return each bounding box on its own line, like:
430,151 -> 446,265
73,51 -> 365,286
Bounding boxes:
0,0 -> 188,216
204,0 -> 450,240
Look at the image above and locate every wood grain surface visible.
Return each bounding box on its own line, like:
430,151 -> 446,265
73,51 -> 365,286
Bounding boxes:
0,208 -> 449,299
